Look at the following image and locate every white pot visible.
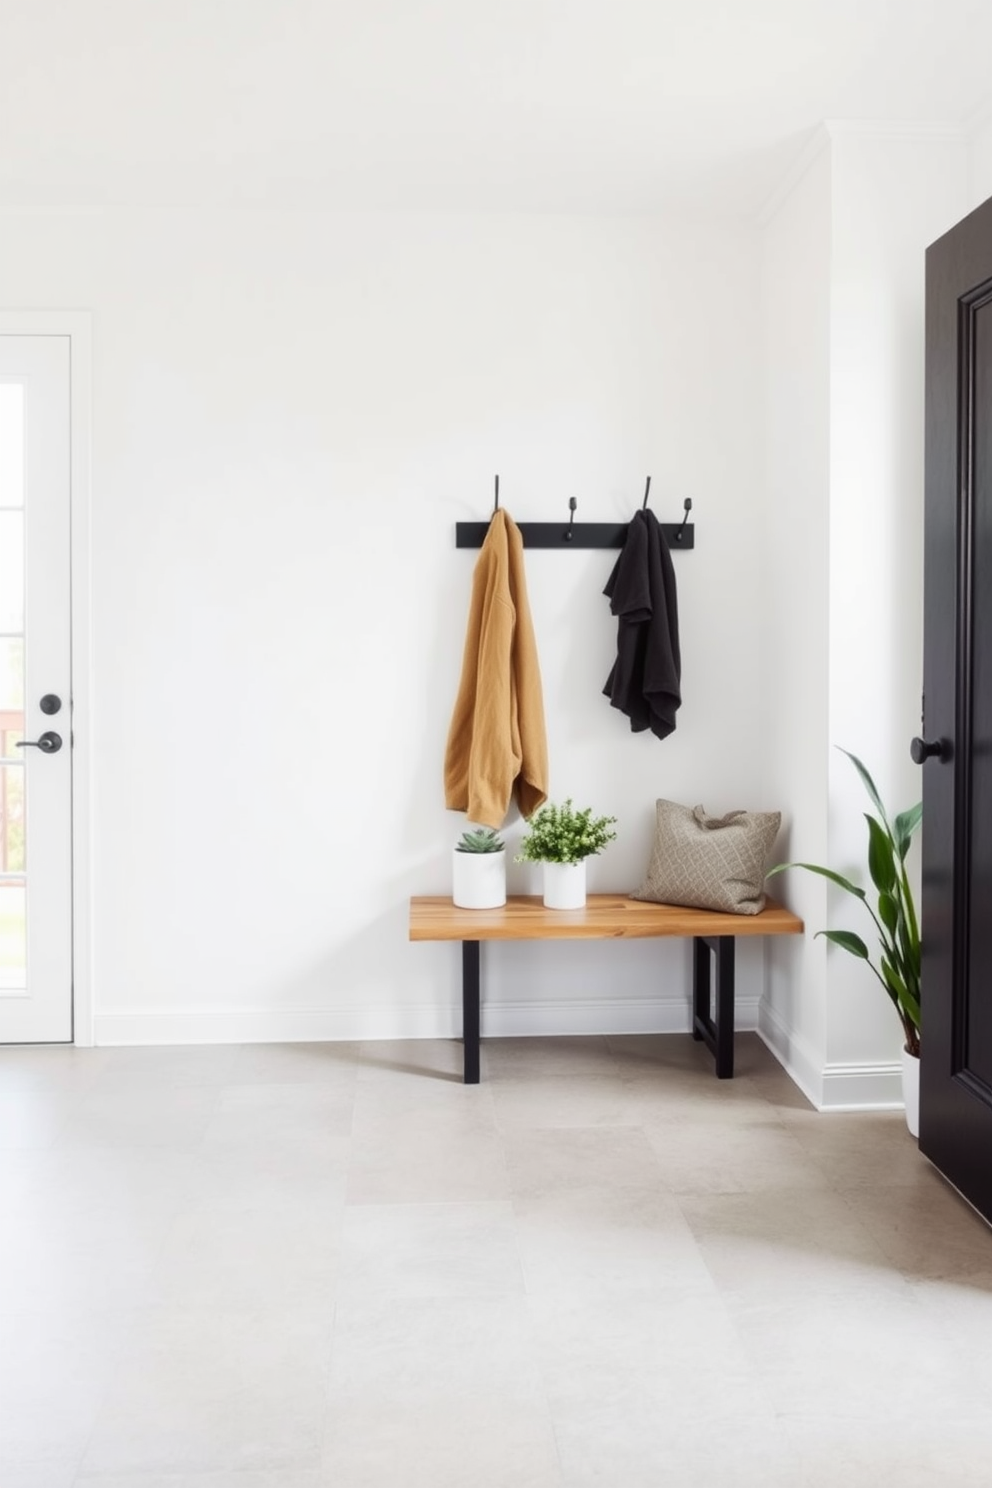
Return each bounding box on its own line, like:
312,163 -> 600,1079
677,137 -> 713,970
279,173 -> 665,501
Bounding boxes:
543,860 -> 587,910
452,848 -> 506,909
901,1046 -> 920,1139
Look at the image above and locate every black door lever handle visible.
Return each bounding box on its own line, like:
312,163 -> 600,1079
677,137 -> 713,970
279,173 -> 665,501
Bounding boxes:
15,731 -> 63,754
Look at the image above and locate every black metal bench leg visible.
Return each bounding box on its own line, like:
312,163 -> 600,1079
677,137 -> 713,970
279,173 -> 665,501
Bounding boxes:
691,935 -> 736,1078
692,937 -> 710,1039
713,936 -> 736,1079
462,940 -> 481,1084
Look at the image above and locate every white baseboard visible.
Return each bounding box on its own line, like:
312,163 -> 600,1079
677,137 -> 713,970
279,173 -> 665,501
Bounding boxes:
92,994 -> 761,1047
758,1000 -> 904,1111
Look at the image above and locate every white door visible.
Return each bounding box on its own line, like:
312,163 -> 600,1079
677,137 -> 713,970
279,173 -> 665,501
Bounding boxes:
0,336 -> 72,1041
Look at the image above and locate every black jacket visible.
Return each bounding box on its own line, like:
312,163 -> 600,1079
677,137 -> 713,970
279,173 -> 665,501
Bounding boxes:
602,508 -> 681,739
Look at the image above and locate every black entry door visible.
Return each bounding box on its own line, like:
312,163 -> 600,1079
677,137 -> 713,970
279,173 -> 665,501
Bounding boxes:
921,192 -> 992,1221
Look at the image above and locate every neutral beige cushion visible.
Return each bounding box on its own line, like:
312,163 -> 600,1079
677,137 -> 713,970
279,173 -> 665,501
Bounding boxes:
632,800 -> 782,916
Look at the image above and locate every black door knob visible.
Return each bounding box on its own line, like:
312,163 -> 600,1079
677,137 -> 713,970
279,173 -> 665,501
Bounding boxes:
15,731 -> 63,755
39,694 -> 62,715
910,736 -> 944,764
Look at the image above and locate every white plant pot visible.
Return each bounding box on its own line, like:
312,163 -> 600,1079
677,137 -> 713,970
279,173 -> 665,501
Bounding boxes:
543,860 -> 587,910
901,1046 -> 920,1139
452,849 -> 506,910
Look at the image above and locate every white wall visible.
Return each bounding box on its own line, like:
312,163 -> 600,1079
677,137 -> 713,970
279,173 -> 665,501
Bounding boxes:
0,207 -> 770,1044
826,129 -> 967,1072
970,113 -> 992,207
760,127 -> 968,1106
759,141 -> 832,1096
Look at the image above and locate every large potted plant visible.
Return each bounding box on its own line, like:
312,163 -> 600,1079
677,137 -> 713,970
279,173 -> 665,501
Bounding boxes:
452,827 -> 507,910
767,749 -> 922,1135
516,798 -> 618,909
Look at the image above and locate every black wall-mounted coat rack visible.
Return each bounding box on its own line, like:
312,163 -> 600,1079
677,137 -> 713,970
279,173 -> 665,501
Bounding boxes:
455,476 -> 695,551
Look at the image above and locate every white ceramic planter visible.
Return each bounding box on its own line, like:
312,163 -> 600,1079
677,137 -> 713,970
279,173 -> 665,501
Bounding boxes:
452,848 -> 506,910
902,1046 -> 920,1138
543,860 -> 587,910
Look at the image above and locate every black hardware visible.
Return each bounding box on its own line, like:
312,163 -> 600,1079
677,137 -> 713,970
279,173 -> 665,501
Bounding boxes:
565,497 -> 577,541
456,519 -> 694,550
673,497 -> 692,543
642,476 -> 652,510
493,474 -> 499,515
39,694 -> 62,716
911,736 -> 945,764
16,731 -> 63,755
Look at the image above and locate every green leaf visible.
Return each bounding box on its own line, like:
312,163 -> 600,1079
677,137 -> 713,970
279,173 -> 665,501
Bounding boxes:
766,862 -> 866,900
815,928 -> 870,959
878,890 -> 899,936
865,814 -> 897,894
893,802 -> 923,860
838,747 -> 891,831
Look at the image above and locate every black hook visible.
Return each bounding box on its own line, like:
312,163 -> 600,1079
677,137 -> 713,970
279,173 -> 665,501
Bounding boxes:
674,497 -> 692,542
642,476 -> 652,511
493,474 -> 500,515
565,496 -> 577,541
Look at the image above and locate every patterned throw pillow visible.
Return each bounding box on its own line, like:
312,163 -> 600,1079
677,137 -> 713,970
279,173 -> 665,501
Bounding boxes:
632,800 -> 782,915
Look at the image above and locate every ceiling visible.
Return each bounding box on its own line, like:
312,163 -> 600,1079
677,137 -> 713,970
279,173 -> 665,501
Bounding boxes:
2,0 -> 990,217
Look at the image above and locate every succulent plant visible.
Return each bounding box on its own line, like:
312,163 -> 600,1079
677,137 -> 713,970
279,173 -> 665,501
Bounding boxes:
456,827 -> 506,854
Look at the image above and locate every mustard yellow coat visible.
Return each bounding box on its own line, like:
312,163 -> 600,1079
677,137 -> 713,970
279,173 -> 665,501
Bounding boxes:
444,510 -> 549,829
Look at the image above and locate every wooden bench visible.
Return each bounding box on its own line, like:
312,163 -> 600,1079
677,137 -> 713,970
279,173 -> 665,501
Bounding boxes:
409,894 -> 804,1083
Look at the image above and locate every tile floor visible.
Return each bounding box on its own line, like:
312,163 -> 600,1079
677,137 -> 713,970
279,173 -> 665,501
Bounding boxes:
1,1032 -> 991,1487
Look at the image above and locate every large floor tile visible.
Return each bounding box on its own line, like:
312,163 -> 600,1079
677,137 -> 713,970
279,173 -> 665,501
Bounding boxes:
201,1080 -> 356,1150
643,1114 -> 831,1194
320,1401 -> 562,1488
482,1036 -> 621,1082
148,1184 -> 343,1309
338,1200 -> 524,1298
785,1416 -> 992,1488
678,1187 -> 902,1298
502,1125 -> 665,1197
82,1043 -> 243,1089
77,1473 -> 324,1488
52,1086 -> 220,1153
80,1308 -> 332,1476
346,1117 -> 510,1203
553,1408 -> 799,1488
530,1290 -> 768,1420
329,1295 -> 546,1409
727,1285 -> 982,1421
492,1073 -> 636,1131
0,1087 -> 75,1149
0,1307 -> 133,1465
0,1045 -> 101,1092
230,1041 -> 362,1087
512,1184 -> 715,1296
838,1176 -> 992,1283
1,1465 -> 79,1488
780,1106 -> 929,1187
357,1038 -> 466,1086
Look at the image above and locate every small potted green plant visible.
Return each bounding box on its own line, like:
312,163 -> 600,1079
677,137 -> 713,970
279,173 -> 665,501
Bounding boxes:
516,798 -> 618,909
767,749 -> 921,1134
452,826 -> 507,910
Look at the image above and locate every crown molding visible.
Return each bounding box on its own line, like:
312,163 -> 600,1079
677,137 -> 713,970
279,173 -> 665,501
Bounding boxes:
757,118 -> 972,227
966,92 -> 992,134
755,125 -> 831,228
823,117 -> 969,142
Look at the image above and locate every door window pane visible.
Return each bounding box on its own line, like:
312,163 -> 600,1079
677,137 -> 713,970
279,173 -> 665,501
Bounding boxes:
0,512 -> 24,630
0,637 -> 23,712
0,385 -> 23,508
1,764 -> 25,873
0,881 -> 26,993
